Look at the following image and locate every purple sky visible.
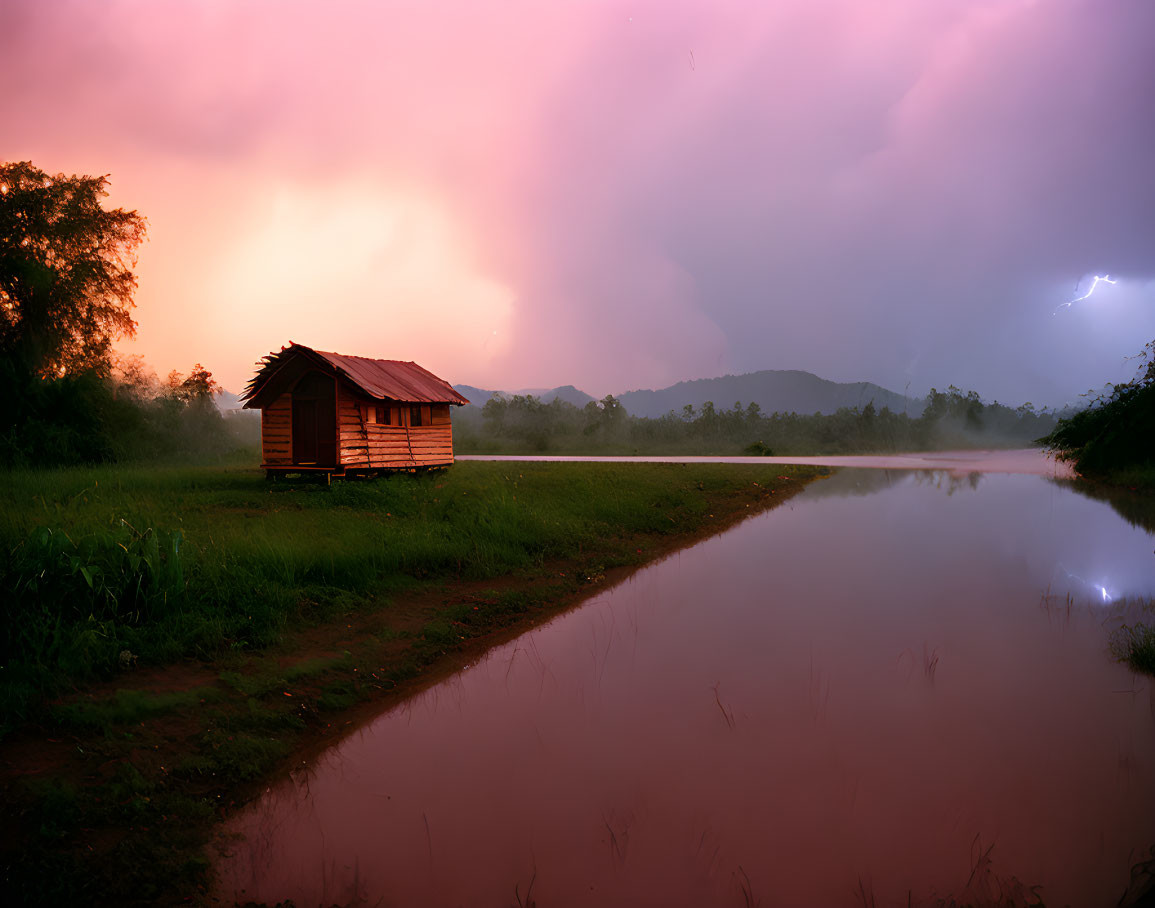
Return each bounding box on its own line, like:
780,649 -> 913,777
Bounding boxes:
3,0 -> 1154,406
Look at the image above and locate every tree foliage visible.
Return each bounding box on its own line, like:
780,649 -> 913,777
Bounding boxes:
1043,339 -> 1155,476
165,362 -> 221,405
457,387 -> 1056,456
0,161 -> 146,378
0,356 -> 254,467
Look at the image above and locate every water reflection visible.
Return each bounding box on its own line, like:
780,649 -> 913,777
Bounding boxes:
790,467 -> 984,500
216,471 -> 1155,907
1052,476 -> 1155,536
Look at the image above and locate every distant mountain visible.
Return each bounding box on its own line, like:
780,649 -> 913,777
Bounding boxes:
615,370 -> 923,419
453,384 -> 596,409
455,370 -> 921,418
532,385 -> 597,407
453,384 -> 494,408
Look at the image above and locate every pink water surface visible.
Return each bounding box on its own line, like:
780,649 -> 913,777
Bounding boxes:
215,469 -> 1154,907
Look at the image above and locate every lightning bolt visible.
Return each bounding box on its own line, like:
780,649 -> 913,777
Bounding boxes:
1071,274 -> 1116,302
1055,274 -> 1117,313
1056,564 -> 1115,603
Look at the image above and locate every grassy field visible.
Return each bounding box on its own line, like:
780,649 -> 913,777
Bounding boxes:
0,457 -> 825,904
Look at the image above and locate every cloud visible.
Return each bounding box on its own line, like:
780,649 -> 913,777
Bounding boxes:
203,180 -> 515,379
2,0 -> 1153,402
488,0 -> 1155,400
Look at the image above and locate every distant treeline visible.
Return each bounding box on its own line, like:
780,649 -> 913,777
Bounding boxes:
455,386 -> 1057,455
0,358 -> 258,467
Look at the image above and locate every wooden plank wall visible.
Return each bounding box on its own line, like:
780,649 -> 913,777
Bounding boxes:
411,404 -> 454,466
337,385 -> 454,469
261,394 -> 292,466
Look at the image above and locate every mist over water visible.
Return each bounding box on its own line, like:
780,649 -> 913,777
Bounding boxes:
216,469 -> 1155,907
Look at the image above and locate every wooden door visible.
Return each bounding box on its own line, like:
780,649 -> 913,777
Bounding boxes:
291,371 -> 336,466
292,399 -> 319,464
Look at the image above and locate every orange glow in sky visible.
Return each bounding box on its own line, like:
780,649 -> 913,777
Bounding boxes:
134,179 -> 514,389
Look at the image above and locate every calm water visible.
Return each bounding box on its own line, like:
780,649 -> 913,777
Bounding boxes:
457,448 -> 1077,478
216,469 -> 1155,907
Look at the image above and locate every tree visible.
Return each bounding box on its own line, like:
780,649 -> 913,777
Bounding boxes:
0,161 -> 146,377
599,394 -> 625,427
1043,338 -> 1155,476
165,363 -> 221,405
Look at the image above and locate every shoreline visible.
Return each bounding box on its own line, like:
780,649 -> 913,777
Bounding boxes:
458,447 -> 1076,478
0,461 -> 826,904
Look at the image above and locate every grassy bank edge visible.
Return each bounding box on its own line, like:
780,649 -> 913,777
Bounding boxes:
0,462 -> 827,906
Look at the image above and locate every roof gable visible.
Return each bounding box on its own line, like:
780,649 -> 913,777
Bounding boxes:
242,343 -> 470,408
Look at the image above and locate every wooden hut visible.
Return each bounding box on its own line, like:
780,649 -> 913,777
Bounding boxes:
241,343 -> 469,476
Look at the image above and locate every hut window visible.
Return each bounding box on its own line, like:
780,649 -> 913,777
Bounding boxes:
374,405 -> 391,425
409,405 -> 423,427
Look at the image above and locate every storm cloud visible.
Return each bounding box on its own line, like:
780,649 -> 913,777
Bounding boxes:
3,0 -> 1153,405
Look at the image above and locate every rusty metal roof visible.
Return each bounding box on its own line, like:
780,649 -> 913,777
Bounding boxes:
242,343 -> 470,406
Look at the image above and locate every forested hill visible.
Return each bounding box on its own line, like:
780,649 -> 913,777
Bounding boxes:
454,384 -> 595,409
615,370 -> 923,418
456,372 -> 921,418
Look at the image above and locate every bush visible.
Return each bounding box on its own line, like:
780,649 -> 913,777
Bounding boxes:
2,520 -> 186,679
1110,623 -> 1155,676
1043,340 -> 1155,476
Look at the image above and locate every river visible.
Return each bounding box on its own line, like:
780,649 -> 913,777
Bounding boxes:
215,458 -> 1155,907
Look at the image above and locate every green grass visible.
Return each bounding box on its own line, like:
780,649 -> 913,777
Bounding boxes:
216,652 -> 354,700
0,460 -> 821,727
51,686 -> 223,728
